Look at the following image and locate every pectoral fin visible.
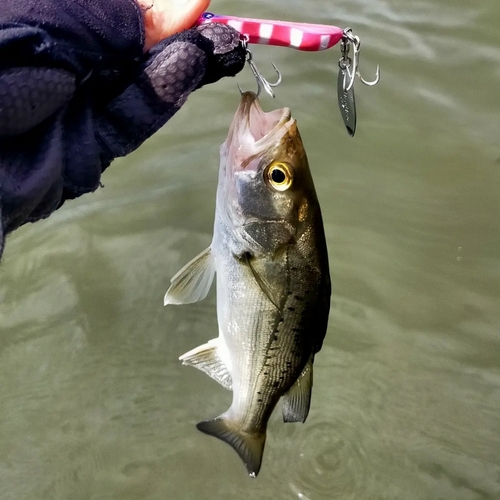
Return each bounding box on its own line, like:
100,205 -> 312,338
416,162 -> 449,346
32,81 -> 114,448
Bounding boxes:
179,339 -> 232,390
245,253 -> 283,316
282,357 -> 313,423
164,247 -> 215,305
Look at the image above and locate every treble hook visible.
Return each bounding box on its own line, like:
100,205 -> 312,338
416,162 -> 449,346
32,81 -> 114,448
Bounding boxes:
238,37 -> 282,98
248,56 -> 282,97
357,64 -> 380,86
340,28 -> 380,92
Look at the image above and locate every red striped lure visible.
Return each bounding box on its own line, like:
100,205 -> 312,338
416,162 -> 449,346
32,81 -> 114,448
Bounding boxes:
196,12 -> 345,51
195,12 -> 380,137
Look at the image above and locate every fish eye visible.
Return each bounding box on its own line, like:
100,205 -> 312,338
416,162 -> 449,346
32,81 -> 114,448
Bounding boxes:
267,162 -> 293,191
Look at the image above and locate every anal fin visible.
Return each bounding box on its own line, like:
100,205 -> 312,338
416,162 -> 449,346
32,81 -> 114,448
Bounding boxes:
282,357 -> 313,423
179,339 -> 232,390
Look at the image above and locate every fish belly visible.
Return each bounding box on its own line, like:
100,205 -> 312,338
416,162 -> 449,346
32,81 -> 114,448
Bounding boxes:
213,231 -> 310,431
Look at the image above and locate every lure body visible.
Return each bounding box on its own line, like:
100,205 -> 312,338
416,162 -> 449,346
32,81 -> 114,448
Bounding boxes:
196,12 -> 344,51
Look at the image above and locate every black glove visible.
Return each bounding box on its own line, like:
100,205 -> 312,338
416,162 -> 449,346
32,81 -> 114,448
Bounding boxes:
0,0 -> 246,259
95,23 -> 246,166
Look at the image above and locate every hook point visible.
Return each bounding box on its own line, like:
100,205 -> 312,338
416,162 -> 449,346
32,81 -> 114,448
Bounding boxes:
358,64 -> 380,87
243,54 -> 282,98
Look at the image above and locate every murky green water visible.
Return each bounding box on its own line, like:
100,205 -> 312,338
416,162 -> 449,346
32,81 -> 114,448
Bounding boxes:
1,1 -> 500,498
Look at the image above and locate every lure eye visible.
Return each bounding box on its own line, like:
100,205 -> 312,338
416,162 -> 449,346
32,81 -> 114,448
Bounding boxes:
267,162 -> 293,191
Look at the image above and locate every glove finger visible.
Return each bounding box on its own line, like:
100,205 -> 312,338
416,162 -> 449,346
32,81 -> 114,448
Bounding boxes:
95,25 -> 245,161
195,24 -> 246,86
196,23 -> 242,55
95,40 -> 207,160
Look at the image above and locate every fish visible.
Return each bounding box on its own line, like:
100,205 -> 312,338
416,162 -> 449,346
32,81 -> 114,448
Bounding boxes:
164,91 -> 331,477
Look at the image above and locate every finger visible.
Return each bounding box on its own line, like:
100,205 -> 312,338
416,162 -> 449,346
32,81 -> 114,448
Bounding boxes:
142,0 -> 211,50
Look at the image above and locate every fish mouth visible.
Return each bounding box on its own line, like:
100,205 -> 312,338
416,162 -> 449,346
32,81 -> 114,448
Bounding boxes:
237,91 -> 292,145
224,92 -> 294,163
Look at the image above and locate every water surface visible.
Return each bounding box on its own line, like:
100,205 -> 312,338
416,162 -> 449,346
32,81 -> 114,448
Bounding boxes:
1,0 -> 500,499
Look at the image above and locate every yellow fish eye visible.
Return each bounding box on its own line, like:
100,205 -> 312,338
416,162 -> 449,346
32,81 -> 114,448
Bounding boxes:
267,162 -> 293,191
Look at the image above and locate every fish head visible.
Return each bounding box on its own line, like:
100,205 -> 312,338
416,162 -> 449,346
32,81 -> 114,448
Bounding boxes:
219,92 -> 318,256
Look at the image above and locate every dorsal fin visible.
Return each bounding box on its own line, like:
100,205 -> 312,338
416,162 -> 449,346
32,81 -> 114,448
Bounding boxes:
282,356 -> 313,423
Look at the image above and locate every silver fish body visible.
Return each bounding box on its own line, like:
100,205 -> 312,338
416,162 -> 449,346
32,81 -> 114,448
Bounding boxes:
165,92 -> 331,477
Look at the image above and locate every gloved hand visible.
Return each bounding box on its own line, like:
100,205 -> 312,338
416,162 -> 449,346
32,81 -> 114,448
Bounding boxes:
95,23 -> 246,167
0,0 -> 246,258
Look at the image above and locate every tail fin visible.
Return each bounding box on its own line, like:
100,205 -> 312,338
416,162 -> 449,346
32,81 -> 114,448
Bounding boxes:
196,418 -> 266,477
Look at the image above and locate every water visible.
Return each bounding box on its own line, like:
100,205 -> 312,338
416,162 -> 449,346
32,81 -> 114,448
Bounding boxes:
1,0 -> 500,498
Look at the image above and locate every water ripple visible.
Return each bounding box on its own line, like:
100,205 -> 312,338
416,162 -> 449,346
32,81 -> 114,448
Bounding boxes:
282,416 -> 373,499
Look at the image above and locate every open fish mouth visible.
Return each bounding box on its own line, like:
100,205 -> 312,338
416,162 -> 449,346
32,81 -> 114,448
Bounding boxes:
225,92 -> 294,159
237,91 -> 292,144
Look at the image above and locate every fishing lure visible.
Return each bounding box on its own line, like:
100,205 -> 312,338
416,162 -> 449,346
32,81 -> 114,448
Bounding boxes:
195,12 -> 380,137
197,12 -> 345,51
